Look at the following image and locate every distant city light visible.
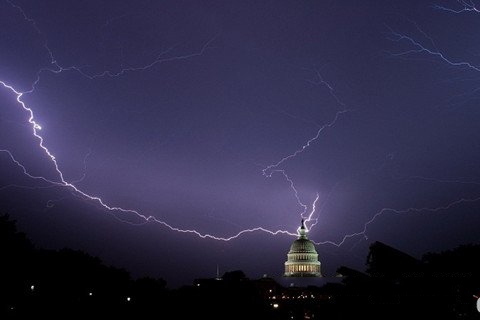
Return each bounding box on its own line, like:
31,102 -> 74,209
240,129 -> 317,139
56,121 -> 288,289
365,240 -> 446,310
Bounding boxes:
269,289 -> 272,293
273,303 -> 279,309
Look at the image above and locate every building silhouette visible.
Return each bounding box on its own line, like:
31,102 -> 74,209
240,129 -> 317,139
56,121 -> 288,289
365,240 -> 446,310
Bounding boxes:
284,220 -> 322,277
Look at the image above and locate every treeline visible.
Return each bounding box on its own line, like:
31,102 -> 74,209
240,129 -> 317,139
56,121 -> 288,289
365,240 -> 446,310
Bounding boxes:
0,214 -> 274,319
1,213 -> 480,319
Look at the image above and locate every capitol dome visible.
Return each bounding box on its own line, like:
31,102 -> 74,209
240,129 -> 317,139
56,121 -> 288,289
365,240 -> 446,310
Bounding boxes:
284,219 -> 322,277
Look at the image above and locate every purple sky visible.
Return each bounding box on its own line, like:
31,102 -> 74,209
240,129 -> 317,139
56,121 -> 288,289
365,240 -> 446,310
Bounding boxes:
1,0 -> 480,287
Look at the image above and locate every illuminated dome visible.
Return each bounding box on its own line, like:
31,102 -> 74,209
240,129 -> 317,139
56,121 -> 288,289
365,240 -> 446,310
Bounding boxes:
284,219 -> 322,277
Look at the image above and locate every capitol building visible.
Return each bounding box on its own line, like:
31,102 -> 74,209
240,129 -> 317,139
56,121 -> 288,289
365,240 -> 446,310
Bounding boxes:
284,220 -> 322,277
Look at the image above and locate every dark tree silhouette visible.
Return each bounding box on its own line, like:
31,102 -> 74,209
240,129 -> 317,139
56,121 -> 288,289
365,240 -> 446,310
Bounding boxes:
1,213 -> 479,319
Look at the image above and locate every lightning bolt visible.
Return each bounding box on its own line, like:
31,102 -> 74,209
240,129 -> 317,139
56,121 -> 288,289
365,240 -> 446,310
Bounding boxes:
385,25 -> 480,73
2,0 -> 357,245
303,193 -> 320,231
270,169 -> 308,217
4,74 -> 480,245
314,15 -> 480,247
1,79 -> 305,240
312,195 -> 480,247
385,18 -> 480,107
259,69 -> 351,236
262,70 -> 350,179
5,0 -> 217,94
0,148 -> 61,185
433,0 -> 480,14
3,0 -> 480,249
1,1 -> 303,242
262,109 -> 350,178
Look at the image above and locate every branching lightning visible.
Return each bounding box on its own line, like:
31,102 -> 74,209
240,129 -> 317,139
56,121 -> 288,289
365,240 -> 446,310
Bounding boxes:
312,195 -> 480,247
385,15 -> 480,110
321,11 -> 480,248
2,0 -> 346,242
0,148 -> 61,186
259,69 -> 351,234
0,78 -> 305,240
433,0 -> 480,14
1,0 -> 303,242
6,0 -> 217,93
2,0 -> 480,249
385,25 -> 480,72
262,108 -> 349,179
262,70 -> 350,179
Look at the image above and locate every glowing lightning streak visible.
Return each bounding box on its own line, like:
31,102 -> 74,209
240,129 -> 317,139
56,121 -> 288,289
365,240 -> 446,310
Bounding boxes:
0,80 -> 300,241
4,1 -> 479,247
5,0 -> 217,92
303,193 -> 320,231
312,195 -> 480,247
356,19 -> 480,248
0,148 -> 60,185
261,71 -> 350,235
314,17 -> 480,247
308,19 -> 480,246
3,77 -> 480,245
4,0 -> 328,241
71,149 -> 92,184
1,1 -> 305,242
386,25 -> 480,73
433,0 -> 480,14
306,69 -> 347,110
270,169 -> 308,217
385,22 -> 480,107
263,71 -> 350,179
262,109 -> 350,178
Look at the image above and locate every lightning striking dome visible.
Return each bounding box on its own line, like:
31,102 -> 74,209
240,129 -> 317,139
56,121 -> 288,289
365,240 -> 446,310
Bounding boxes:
284,219 -> 322,277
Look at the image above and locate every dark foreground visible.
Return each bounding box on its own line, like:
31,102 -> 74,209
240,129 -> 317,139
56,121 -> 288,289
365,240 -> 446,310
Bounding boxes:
1,214 -> 479,319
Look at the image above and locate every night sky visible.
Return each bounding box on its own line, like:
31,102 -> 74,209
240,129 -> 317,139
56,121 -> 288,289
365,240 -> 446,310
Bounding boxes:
1,0 -> 480,287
